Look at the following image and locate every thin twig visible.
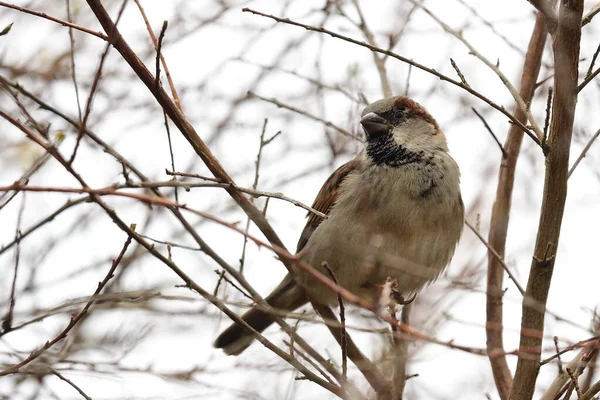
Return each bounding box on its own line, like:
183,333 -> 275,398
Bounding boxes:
115,179 -> 328,219
554,336 -> 564,374
0,232 -> 133,376
465,220 -> 525,295
585,41 -> 600,78
65,0 -> 83,122
49,367 -> 92,400
134,0 -> 182,110
0,1 -> 107,40
240,119 -> 269,273
582,3 -> 600,26
404,64 -> 412,96
248,91 -> 360,141
348,0 -> 392,97
472,108 -> 506,158
543,87 -> 553,146
69,0 -> 128,164
410,0 -> 545,141
322,262 -> 347,381
577,67 -> 600,93
568,128 -> 600,178
155,20 -> 168,89
241,7 -> 540,146
566,367 -> 584,397
451,58 -> 470,87
1,192 -> 25,334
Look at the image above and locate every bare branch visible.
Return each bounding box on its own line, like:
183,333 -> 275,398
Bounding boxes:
0,1 -> 107,40
485,12 -> 549,398
241,7 -> 541,146
510,1 -> 585,398
410,0 -> 545,142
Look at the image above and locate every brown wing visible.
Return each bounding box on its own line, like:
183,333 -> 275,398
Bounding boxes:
296,158 -> 362,253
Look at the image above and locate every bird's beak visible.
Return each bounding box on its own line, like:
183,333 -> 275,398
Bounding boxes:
360,112 -> 390,138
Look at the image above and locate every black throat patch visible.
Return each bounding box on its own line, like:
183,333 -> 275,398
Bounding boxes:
366,134 -> 422,167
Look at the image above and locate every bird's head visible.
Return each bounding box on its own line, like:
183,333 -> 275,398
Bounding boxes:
360,96 -> 448,167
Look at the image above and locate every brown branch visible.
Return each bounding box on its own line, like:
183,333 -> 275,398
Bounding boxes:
485,11 -> 549,399
133,0 -> 182,110
509,1 -> 584,399
70,0 -> 128,164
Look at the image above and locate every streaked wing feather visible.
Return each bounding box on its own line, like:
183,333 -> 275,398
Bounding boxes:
296,158 -> 362,253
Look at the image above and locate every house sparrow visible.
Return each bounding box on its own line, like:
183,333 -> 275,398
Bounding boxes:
214,96 -> 464,355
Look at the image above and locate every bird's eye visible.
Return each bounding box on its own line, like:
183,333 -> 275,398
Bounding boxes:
380,108 -> 407,126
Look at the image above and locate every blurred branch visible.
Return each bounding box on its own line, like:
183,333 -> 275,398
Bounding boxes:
348,0 -> 392,97
465,221 -> 525,296
1,72 -> 346,394
540,337 -> 600,400
117,180 -> 328,219
485,11 -> 549,400
241,7 -> 541,146
568,128 -> 600,178
0,107 -> 348,398
0,232 -> 133,376
0,1 -> 108,40
510,1 -> 584,399
49,367 -> 92,400
582,3 -> 600,26
248,91 -> 360,141
579,379 -> 600,400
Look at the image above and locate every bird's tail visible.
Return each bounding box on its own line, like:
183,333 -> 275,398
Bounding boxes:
213,274 -> 308,355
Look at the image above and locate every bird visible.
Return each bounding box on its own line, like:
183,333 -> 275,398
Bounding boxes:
214,96 -> 464,355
